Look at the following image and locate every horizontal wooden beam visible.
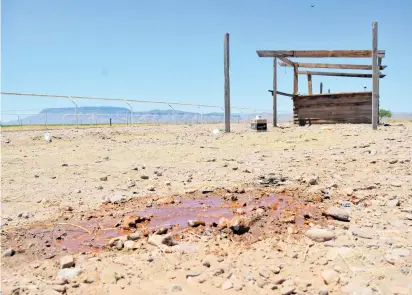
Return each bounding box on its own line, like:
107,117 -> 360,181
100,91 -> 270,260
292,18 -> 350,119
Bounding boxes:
278,57 -> 294,67
279,61 -> 387,70
268,90 -> 294,98
298,71 -> 386,78
256,50 -> 385,58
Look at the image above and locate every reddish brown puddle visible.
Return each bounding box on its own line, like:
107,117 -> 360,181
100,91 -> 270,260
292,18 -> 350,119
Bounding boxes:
22,194 -> 318,255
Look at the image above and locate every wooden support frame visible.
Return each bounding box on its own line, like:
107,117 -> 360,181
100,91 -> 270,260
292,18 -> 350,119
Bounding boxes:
273,58 -> 277,126
298,71 -> 386,78
279,61 -> 386,70
224,33 -> 230,133
307,74 -> 312,95
372,22 -> 378,129
256,50 -> 384,58
278,57 -> 294,67
293,64 -> 299,94
268,90 -> 294,98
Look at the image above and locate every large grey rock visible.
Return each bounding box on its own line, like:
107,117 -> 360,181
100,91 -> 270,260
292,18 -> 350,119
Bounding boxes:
57,268 -> 82,279
326,206 -> 350,221
60,255 -> 74,269
305,228 -> 335,242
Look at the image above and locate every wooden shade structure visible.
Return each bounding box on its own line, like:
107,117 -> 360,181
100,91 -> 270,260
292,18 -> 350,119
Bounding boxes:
256,22 -> 385,129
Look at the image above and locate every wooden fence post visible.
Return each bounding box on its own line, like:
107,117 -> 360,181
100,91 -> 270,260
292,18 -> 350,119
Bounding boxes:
224,33 -> 231,132
273,58 -> 277,126
372,22 -> 379,129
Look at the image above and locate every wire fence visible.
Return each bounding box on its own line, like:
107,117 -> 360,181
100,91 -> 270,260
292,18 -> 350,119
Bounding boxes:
1,91 -> 279,129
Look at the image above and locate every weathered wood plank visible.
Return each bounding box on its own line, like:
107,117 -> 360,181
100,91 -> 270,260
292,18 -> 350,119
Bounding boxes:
273,58 -> 277,127
294,91 -> 372,99
224,33 -> 230,133
298,71 -> 386,78
372,22 -> 379,129
293,64 -> 299,94
278,57 -> 294,67
256,50 -> 377,58
279,61 -> 386,70
307,74 -> 312,95
268,90 -> 294,98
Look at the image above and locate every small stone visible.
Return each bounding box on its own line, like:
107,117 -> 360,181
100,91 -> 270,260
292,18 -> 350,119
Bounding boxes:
391,181 -> 402,188
232,167 -> 238,171
203,261 -> 211,267
83,278 -> 95,284
188,220 -> 206,227
272,275 -> 285,285
2,248 -> 16,257
60,255 -> 75,269
57,268 -> 82,279
259,269 -> 271,279
325,206 -> 350,221
389,159 -> 398,164
150,227 -> 166,236
308,176 -> 318,185
305,228 -> 335,242
140,175 -> 149,180
148,233 -> 176,247
322,269 -> 339,285
387,199 -> 400,207
280,280 -> 296,295
44,290 -> 61,295
114,240 -> 124,250
343,188 -> 354,196
350,226 -> 375,239
100,176 -> 108,181
222,280 -> 234,290
319,287 -> 329,295
400,267 -> 409,275
229,216 -> 250,234
170,284 -> 183,292
128,232 -> 141,241
147,186 -> 155,191
165,181 -> 171,186
52,285 -> 66,293
124,240 -> 139,250
218,217 -> 230,229
186,272 -> 201,278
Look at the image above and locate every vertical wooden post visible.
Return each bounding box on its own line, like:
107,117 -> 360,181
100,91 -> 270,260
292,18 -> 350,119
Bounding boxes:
224,33 -> 231,133
377,56 -> 382,122
372,22 -> 378,129
293,63 -> 298,95
320,82 -> 323,94
328,89 -> 330,93
307,74 -> 312,95
273,57 -> 277,127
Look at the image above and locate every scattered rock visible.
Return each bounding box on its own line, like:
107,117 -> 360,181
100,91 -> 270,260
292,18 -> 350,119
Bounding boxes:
140,175 -> 149,180
188,220 -> 206,227
280,280 -> 296,295
343,188 -> 354,196
389,159 -> 398,164
391,181 -> 402,188
156,196 -> 175,205
128,232 -> 141,241
322,269 -> 339,285
147,186 -> 155,192
319,287 -> 329,295
124,240 -> 139,250
186,272 -> 201,278
170,284 -> 183,292
2,248 -> 16,257
114,240 -> 124,250
165,181 -> 171,186
57,268 -> 82,279
148,233 -> 177,247
83,278 -> 95,284
201,186 -> 214,194
222,280 -> 234,290
350,226 -> 375,239
122,215 -> 150,228
387,199 -> 400,207
218,217 -> 230,229
272,275 -> 286,285
60,255 -> 75,269
203,261 -> 211,268
325,206 -> 350,221
308,176 -> 318,185
100,176 -> 108,181
229,216 -> 250,234
102,195 -> 126,204
305,228 -> 335,242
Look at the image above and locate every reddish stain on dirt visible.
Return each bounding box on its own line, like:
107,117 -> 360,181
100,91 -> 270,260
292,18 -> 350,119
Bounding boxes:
8,194 -> 319,255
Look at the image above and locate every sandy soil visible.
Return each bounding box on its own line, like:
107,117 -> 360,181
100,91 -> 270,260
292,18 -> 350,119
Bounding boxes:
1,123 -> 412,295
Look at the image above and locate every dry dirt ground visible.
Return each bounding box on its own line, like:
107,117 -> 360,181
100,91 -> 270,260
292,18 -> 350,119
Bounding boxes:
1,123 -> 412,295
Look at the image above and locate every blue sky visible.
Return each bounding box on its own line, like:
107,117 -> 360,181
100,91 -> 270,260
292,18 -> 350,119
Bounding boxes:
2,0 -> 412,120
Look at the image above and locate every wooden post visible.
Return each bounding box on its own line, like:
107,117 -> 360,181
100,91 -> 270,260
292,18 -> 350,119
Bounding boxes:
293,63 -> 298,95
372,22 -> 378,129
307,74 -> 312,95
328,89 -> 330,93
273,57 -> 277,126
320,82 -> 323,94
224,33 -> 231,133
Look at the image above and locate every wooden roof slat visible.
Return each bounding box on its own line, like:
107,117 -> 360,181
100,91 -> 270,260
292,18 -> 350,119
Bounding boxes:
279,62 -> 387,70
297,71 -> 386,78
257,50 -> 385,58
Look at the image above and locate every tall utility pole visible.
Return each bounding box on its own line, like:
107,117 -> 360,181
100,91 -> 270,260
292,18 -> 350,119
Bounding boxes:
224,33 -> 231,133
